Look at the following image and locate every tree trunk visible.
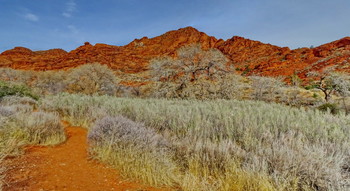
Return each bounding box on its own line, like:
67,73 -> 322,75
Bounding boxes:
324,90 -> 331,102
343,97 -> 348,115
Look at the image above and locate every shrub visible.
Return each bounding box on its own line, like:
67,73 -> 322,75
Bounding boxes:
0,68 -> 33,84
0,106 -> 15,117
249,76 -> 284,101
0,107 -> 65,189
307,68 -> 350,102
88,116 -> 169,150
317,103 -> 340,114
42,94 -> 350,190
13,111 -> 65,145
34,71 -> 66,94
88,116 -> 179,186
0,65 -> 119,96
0,95 -> 38,106
65,63 -> 118,95
150,44 -> 234,99
0,81 -> 39,100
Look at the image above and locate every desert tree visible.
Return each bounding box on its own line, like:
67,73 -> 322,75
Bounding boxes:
217,74 -> 249,100
150,44 -> 234,99
0,68 -> 33,85
34,71 -> 67,95
249,76 -> 285,101
65,63 -> 119,95
307,67 -> 350,102
325,72 -> 350,114
290,73 -> 302,87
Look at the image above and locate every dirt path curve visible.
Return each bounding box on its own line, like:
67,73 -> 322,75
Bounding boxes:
3,122 -> 169,191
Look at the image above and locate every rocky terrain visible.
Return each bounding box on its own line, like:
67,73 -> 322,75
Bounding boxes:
1,27 -> 350,79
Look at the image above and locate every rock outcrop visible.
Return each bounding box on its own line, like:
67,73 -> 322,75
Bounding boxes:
1,27 -> 349,80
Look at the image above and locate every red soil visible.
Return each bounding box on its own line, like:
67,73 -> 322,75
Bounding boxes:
3,122 -> 170,191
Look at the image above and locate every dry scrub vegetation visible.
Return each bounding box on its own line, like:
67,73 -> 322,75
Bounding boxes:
0,45 -> 327,107
40,94 -> 350,190
1,44 -> 350,191
0,96 -> 66,188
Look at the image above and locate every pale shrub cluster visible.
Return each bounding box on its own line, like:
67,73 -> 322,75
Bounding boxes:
0,96 -> 66,189
149,46 -> 322,105
0,106 -> 15,117
88,116 -> 179,186
0,63 -> 119,96
41,94 -> 350,190
88,116 -> 169,151
66,64 -> 118,95
0,95 -> 37,106
13,111 -> 64,144
0,51 -> 327,107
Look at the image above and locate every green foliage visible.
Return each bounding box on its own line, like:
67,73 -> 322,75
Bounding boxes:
317,103 -> 339,114
304,84 -> 317,90
307,68 -> 350,102
290,74 -> 302,86
0,81 -> 39,100
241,65 -> 251,75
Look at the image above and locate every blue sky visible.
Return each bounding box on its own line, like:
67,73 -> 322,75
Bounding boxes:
0,0 -> 349,52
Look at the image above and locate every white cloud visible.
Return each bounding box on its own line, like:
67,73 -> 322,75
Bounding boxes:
62,12 -> 71,18
24,13 -> 39,22
63,0 -> 76,18
67,25 -> 78,34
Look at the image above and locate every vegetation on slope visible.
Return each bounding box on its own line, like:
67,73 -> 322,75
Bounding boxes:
0,81 -> 38,100
0,46 -> 330,108
1,43 -> 350,190
41,94 -> 350,191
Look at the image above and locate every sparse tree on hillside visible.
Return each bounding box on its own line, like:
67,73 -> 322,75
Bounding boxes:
34,71 -> 66,94
65,63 -> 119,95
290,73 -> 302,87
0,68 -> 33,84
218,74 -> 249,100
150,44 -> 234,99
151,44 -> 232,82
249,76 -> 284,101
307,67 -> 350,102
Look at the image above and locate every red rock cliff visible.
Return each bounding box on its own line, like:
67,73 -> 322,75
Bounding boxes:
0,27 -> 349,80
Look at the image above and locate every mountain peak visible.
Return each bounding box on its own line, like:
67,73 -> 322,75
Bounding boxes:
177,26 -> 200,32
0,28 -> 349,78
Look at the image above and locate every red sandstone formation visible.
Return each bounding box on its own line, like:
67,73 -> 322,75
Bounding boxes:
0,27 -> 349,80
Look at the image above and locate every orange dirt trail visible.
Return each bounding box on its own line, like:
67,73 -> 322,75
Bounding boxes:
4,122 -> 170,191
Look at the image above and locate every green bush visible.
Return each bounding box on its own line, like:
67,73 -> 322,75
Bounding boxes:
0,81 -> 39,100
317,103 -> 339,114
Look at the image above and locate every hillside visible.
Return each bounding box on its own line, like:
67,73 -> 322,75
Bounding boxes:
1,27 -> 350,79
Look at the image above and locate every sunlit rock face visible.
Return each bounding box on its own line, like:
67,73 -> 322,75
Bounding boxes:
0,27 -> 349,80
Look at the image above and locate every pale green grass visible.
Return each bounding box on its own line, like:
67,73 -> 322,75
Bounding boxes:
40,93 -> 350,190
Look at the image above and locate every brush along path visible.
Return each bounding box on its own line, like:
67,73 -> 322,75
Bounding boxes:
3,122 -> 169,191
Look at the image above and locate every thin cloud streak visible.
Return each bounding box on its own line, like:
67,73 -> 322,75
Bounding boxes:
24,13 -> 39,22
62,0 -> 76,18
67,25 -> 78,34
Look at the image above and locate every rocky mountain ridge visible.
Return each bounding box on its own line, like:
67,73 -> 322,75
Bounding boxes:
1,27 -> 350,80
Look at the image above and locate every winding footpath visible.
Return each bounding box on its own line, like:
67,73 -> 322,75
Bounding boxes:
3,122 -> 168,191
